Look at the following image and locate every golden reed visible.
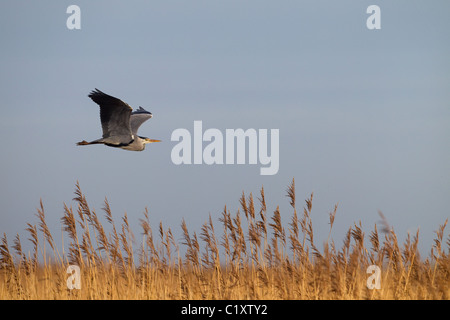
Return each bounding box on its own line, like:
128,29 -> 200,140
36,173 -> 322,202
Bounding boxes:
1,179 -> 449,299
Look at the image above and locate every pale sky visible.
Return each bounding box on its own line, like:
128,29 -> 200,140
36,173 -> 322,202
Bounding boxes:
0,1 -> 449,256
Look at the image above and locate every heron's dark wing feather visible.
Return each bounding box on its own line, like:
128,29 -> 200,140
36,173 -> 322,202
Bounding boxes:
88,89 -> 133,139
130,106 -> 153,135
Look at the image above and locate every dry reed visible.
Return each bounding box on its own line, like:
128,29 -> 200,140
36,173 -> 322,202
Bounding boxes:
0,179 -> 449,299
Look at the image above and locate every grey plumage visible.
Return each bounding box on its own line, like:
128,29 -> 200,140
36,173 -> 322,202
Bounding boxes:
77,89 -> 161,151
131,106 -> 153,136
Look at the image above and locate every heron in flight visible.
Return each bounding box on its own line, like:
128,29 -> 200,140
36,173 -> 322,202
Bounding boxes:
77,89 -> 161,151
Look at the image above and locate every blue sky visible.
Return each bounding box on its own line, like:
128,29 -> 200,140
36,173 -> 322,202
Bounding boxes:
0,1 -> 449,256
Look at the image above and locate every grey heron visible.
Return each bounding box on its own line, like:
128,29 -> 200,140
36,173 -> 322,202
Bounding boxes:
77,89 -> 161,151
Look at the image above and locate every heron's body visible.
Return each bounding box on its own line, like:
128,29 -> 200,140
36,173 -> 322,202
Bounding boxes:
77,89 -> 160,151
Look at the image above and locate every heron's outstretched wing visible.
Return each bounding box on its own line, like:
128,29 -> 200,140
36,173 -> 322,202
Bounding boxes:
88,89 -> 133,139
130,106 -> 153,135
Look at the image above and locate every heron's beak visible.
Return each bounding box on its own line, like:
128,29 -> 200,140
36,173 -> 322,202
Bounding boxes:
146,139 -> 161,143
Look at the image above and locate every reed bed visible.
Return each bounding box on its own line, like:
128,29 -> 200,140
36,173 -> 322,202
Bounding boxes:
0,179 -> 449,299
